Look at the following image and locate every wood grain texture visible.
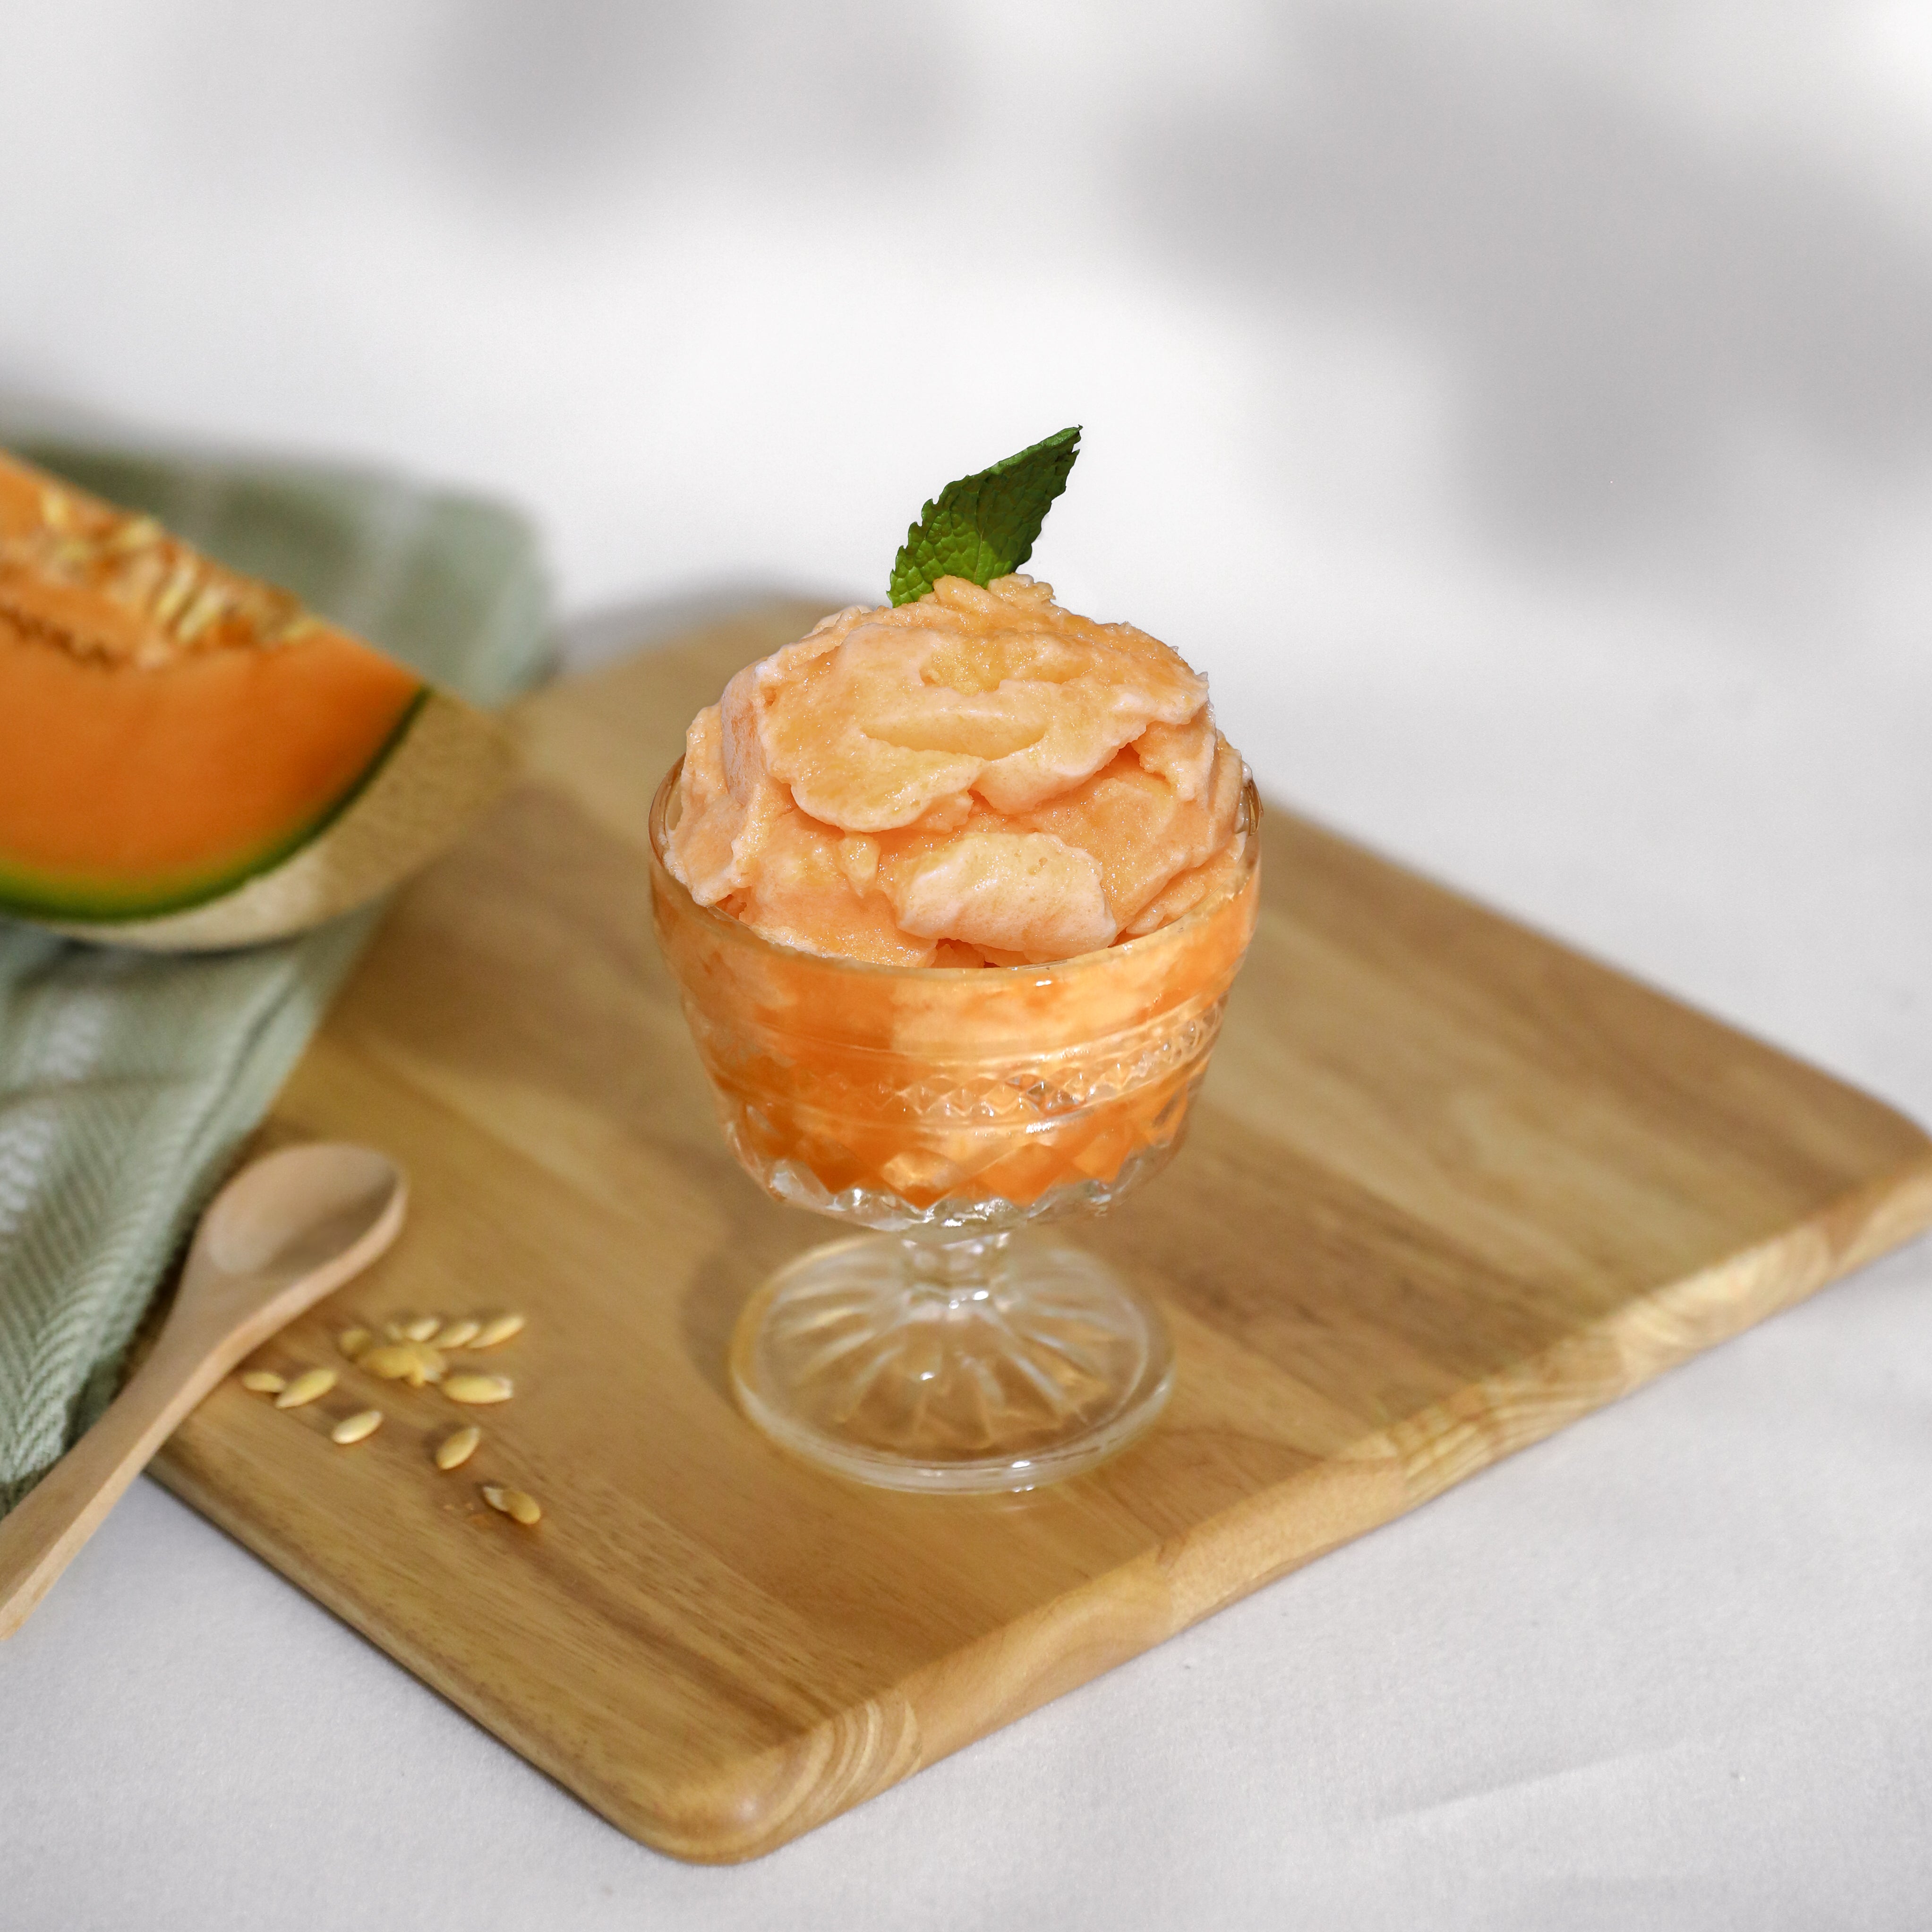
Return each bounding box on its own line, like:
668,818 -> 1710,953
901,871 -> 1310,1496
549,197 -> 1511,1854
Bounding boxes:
152,599 -> 1932,1862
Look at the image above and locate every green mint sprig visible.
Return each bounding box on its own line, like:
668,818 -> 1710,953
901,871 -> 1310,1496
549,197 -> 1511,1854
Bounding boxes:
888,426 -> 1081,607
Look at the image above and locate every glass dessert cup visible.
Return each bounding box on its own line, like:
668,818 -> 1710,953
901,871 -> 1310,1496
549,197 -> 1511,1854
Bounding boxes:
649,764 -> 1261,1494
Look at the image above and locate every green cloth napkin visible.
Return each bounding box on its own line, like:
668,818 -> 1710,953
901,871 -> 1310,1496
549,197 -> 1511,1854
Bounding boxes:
0,443 -> 551,1516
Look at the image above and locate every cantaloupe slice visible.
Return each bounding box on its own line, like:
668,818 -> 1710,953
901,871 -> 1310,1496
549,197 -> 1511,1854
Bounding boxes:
0,450 -> 518,950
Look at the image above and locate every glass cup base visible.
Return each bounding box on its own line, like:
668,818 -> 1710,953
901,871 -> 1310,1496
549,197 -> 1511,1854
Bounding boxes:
728,1230 -> 1175,1494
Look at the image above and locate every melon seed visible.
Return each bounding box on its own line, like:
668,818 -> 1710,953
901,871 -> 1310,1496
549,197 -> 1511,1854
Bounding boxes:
432,1317 -> 480,1350
337,1326 -> 374,1361
239,1370 -> 285,1395
274,1368 -> 336,1410
443,1373 -> 513,1406
331,1410 -> 383,1446
402,1344 -> 447,1386
483,1485 -> 541,1526
362,1342 -> 445,1387
402,1315 -> 441,1343
435,1425 -> 481,1471
151,556 -> 199,626
471,1313 -> 525,1350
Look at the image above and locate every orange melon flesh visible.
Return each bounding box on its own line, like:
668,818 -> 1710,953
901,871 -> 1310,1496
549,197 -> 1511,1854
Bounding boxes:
0,445 -> 436,925
0,624 -> 424,918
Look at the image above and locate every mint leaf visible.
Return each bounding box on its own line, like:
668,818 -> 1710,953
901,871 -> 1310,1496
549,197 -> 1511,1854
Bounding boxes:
888,426 -> 1081,607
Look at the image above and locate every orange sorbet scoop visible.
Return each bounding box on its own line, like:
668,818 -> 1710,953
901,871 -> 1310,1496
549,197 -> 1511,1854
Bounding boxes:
663,574 -> 1250,967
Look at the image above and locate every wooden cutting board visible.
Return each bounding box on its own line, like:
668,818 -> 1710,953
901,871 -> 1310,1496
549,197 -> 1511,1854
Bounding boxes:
153,601 -> 1932,1863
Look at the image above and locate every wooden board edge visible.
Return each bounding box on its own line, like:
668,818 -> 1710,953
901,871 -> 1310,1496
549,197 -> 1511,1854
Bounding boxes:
1383,1152 -> 1932,1509
1261,802 -> 1932,1158
150,1148 -> 1932,1864
567,1448 -> 1406,1863
145,1152 -> 1932,1867
625,1147 -> 1932,1862
142,1447 -> 683,1850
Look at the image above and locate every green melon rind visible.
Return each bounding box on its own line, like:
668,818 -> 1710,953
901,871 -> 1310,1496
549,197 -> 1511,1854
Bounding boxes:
0,688 -> 431,925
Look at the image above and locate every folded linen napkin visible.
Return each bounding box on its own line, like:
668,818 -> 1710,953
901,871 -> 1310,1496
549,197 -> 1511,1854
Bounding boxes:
0,443 -> 550,1516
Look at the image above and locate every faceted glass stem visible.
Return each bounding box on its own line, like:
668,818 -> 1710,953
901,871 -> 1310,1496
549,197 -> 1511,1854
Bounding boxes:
727,1230 -> 1175,1493
899,1229 -> 1009,1297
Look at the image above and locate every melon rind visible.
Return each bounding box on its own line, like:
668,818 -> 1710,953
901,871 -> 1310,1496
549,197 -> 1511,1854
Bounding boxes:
39,689 -> 518,951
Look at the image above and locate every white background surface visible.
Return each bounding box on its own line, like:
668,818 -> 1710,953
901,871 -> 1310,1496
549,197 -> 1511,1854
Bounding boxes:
3,5 -> 1930,1926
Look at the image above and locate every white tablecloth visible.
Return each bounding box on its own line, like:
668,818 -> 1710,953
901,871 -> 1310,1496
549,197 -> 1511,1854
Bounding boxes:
3,5 -> 1930,1922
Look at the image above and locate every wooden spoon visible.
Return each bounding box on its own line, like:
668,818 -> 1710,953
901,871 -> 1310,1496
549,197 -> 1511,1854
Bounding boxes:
0,1142 -> 406,1639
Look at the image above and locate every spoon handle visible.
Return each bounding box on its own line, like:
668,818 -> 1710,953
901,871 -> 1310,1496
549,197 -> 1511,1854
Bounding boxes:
0,1329 -> 232,1639
0,1144 -> 406,1642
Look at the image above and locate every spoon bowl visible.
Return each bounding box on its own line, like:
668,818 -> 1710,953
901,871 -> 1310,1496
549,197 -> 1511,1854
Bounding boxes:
191,1143 -> 404,1311
0,1142 -> 406,1639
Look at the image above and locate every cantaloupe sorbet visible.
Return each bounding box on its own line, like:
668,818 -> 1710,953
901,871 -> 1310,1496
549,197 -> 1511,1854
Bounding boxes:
665,574 -> 1249,966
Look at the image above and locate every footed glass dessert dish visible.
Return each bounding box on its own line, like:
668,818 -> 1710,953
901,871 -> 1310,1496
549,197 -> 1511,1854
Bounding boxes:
650,764 -> 1261,1492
